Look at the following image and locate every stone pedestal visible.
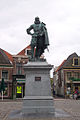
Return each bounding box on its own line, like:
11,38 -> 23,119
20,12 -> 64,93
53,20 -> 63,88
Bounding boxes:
22,61 -> 55,115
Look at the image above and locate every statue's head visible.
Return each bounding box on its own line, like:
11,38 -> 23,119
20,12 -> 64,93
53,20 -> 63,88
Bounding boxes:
34,17 -> 40,24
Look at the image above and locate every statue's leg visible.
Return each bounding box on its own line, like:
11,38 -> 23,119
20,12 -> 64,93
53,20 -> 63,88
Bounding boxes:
38,47 -> 41,57
35,47 -> 38,58
39,47 -> 44,57
35,36 -> 44,59
35,46 -> 41,60
31,37 -> 37,59
31,45 -> 34,59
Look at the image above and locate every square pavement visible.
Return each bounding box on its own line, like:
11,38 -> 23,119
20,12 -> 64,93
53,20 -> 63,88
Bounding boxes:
0,98 -> 80,120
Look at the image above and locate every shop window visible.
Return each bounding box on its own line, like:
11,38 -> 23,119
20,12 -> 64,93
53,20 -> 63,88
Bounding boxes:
2,70 -> 8,80
3,83 -> 8,96
16,85 -> 22,98
4,83 -> 8,96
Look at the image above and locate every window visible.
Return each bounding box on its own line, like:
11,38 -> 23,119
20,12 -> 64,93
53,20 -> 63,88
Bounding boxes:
2,70 -> 8,80
16,63 -> 22,75
25,49 -> 31,56
67,72 -> 71,80
74,72 -> 79,79
73,58 -> 79,66
27,50 -> 31,56
74,58 -> 78,65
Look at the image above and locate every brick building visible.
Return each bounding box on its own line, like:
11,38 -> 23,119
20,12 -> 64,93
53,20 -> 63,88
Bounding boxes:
0,45 -> 31,99
0,45 -> 45,99
12,45 -> 30,99
0,48 -> 13,98
54,53 -> 80,97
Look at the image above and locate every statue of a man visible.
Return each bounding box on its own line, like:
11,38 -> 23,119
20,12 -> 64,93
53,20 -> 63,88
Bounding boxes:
27,17 -> 49,60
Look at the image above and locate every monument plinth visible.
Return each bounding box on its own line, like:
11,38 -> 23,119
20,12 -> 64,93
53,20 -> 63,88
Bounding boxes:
22,60 -> 55,115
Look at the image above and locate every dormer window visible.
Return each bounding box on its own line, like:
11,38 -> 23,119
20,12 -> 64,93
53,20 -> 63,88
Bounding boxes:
27,50 -> 31,56
74,58 -> 78,65
25,49 -> 31,56
73,58 -> 79,66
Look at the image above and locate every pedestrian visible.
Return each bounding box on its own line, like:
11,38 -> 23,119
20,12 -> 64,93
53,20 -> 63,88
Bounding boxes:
74,89 -> 79,100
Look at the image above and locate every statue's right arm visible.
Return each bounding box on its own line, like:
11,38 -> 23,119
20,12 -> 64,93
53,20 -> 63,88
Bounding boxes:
26,25 -> 33,35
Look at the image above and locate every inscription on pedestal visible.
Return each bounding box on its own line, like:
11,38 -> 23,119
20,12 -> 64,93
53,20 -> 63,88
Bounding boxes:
35,77 -> 41,81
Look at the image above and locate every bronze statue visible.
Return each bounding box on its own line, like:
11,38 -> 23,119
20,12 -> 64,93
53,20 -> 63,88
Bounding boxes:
27,17 -> 49,60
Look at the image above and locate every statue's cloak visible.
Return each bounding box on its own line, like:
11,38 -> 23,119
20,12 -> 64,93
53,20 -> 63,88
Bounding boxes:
41,23 -> 49,50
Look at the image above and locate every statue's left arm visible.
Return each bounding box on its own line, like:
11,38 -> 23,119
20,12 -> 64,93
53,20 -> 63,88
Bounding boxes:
26,25 -> 33,36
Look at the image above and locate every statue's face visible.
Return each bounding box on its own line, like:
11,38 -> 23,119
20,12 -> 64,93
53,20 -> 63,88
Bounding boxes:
35,17 -> 40,24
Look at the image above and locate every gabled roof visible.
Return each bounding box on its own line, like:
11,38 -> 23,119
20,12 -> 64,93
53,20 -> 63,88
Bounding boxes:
17,45 -> 31,55
0,48 -> 12,65
62,52 -> 78,68
67,52 -> 78,59
56,60 -> 66,72
3,49 -> 13,62
56,52 -> 79,72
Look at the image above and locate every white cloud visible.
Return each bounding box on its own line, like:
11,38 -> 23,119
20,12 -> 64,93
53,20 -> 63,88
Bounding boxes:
0,0 -> 80,67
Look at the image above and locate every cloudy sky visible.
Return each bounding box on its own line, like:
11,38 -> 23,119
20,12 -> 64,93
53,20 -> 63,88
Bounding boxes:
0,0 -> 80,68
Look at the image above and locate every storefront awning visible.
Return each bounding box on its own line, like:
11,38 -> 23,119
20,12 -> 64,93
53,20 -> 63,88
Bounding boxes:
16,79 -> 25,83
69,77 -> 80,81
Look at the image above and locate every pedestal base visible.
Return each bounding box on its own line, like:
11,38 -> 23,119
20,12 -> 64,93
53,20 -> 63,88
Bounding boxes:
23,61 -> 54,115
22,96 -> 55,114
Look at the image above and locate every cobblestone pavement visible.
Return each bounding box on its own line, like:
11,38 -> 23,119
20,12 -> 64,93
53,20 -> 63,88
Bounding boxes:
0,99 -> 80,120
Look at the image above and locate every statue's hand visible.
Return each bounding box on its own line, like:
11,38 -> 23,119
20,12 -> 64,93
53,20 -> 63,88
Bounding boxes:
38,31 -> 44,36
32,34 -> 37,37
39,33 -> 43,36
30,33 -> 33,36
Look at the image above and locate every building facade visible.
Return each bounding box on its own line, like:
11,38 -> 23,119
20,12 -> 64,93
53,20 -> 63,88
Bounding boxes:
12,46 -> 31,99
0,48 -> 13,98
0,46 -> 31,99
54,53 -> 80,97
0,45 -> 45,99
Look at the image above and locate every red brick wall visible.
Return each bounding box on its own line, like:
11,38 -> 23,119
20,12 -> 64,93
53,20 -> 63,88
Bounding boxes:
9,84 -> 12,97
9,68 -> 13,80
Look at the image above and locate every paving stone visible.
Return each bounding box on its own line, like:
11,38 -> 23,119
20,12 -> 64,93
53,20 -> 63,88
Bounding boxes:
0,99 -> 80,120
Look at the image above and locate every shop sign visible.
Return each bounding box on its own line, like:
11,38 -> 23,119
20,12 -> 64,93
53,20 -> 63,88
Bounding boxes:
17,86 -> 22,93
16,79 -> 25,83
